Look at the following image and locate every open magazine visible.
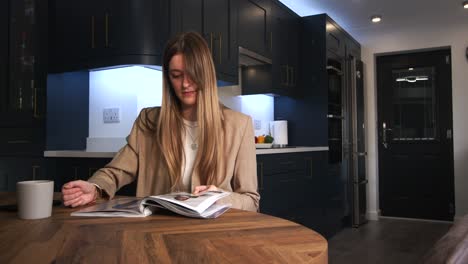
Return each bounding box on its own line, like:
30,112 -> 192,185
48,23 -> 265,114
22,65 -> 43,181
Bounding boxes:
71,190 -> 231,219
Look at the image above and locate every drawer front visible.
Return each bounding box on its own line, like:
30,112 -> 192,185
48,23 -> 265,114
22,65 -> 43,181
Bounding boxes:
257,153 -> 304,175
0,127 -> 44,155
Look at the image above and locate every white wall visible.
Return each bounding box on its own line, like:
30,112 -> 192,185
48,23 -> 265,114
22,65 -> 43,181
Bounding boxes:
88,66 -> 163,151
218,85 -> 274,136
88,69 -> 274,151
356,23 -> 468,219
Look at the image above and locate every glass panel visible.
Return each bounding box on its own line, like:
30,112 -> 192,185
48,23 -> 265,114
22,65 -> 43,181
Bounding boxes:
392,67 -> 436,141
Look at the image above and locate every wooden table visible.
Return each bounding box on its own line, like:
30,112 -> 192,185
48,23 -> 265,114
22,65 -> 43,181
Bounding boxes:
0,192 -> 328,263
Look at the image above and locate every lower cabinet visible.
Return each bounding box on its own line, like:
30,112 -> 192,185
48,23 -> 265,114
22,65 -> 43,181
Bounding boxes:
257,151 -> 344,239
47,158 -> 137,196
0,157 -> 50,191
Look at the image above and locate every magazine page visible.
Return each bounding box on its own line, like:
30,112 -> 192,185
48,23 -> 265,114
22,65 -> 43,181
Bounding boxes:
144,190 -> 230,214
71,197 -> 157,217
155,200 -> 231,218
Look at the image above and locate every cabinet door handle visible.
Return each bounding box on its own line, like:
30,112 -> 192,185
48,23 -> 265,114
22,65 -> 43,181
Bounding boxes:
281,65 -> 288,85
32,165 -> 40,180
105,13 -> 109,47
258,162 -> 264,191
31,79 -> 42,119
290,67 -> 295,87
270,31 -> 273,51
91,16 -> 95,48
305,158 -> 314,178
88,168 -> 98,179
72,166 -> 79,180
33,86 -> 38,118
7,140 -> 31,144
382,122 -> 392,149
218,33 -> 222,64
210,33 -> 214,55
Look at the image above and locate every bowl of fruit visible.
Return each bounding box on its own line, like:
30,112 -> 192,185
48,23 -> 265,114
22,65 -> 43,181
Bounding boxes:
255,135 -> 274,149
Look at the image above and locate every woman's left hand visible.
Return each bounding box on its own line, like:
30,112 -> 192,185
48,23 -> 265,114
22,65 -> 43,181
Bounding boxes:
193,185 -> 218,195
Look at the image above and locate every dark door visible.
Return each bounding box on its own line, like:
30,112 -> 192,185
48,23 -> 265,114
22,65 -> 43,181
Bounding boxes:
377,49 -> 454,221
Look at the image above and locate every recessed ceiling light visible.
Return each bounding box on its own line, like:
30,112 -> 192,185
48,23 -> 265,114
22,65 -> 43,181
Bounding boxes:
371,15 -> 382,23
464,1 -> 468,9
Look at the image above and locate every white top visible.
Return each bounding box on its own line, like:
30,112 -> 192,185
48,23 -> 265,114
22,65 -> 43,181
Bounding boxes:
181,119 -> 198,192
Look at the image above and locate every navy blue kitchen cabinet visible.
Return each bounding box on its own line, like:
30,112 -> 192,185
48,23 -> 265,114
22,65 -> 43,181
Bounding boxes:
170,0 -> 239,84
325,19 -> 346,59
237,0 -> 272,58
346,35 -> 361,61
257,151 -> 341,238
239,0 -> 300,96
270,1 -> 299,95
169,0 -> 203,34
48,158 -> 137,196
274,14 -> 361,237
0,0 -> 48,192
0,0 -> 8,115
275,14 -> 361,147
0,157 -> 50,191
49,0 -> 170,73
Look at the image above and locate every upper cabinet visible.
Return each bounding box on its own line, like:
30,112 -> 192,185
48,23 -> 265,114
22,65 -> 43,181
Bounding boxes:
49,0 -> 170,73
346,36 -> 361,60
271,1 -> 299,95
239,0 -> 301,96
169,0 -> 202,34
325,20 -> 346,58
170,0 -> 238,84
0,0 -> 8,114
275,14 -> 361,147
237,0 -> 272,58
203,0 -> 238,84
1,0 -> 48,156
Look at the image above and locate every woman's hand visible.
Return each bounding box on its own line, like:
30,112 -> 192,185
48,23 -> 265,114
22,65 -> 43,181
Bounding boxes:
62,180 -> 98,207
193,185 -> 218,195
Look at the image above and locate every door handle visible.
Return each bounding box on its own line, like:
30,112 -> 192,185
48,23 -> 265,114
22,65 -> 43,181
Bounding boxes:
382,122 -> 392,149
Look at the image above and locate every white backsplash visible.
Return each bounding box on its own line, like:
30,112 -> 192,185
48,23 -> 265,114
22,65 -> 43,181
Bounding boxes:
218,85 -> 274,136
88,66 -> 162,152
88,67 -> 274,151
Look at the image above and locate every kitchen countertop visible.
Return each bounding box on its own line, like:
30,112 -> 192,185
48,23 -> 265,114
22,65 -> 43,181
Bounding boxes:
44,146 -> 328,158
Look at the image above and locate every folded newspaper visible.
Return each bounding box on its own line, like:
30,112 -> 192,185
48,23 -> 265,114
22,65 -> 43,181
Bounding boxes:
71,190 -> 231,219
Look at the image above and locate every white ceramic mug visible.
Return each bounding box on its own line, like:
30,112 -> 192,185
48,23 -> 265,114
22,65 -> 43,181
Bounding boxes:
16,180 -> 54,220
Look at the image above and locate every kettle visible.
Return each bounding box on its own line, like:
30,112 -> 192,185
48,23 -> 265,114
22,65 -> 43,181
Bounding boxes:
269,120 -> 288,147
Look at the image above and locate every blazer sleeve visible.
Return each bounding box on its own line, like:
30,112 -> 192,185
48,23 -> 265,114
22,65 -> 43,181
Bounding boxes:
221,115 -> 260,211
87,109 -> 145,199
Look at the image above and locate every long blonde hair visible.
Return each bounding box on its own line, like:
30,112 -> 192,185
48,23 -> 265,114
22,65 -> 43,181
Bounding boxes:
153,32 -> 224,190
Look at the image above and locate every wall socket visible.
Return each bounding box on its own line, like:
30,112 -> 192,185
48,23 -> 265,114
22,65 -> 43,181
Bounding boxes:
103,108 -> 120,123
254,119 -> 261,130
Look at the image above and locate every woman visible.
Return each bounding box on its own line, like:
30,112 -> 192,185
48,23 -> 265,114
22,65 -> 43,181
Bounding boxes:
61,32 -> 259,212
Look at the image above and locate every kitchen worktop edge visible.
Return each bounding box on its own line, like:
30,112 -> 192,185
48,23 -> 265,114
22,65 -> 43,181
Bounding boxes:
44,147 -> 329,158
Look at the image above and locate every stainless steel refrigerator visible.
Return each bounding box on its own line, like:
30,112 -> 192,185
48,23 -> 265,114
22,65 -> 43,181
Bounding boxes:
349,59 -> 367,227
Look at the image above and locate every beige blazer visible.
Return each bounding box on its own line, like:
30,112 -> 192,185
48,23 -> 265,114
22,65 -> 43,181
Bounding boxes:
88,107 -> 259,212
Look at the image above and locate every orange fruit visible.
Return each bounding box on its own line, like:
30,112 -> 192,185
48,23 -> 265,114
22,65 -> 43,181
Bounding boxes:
257,135 -> 265,143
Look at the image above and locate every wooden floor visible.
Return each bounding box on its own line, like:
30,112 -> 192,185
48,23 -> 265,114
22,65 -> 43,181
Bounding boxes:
328,217 -> 452,264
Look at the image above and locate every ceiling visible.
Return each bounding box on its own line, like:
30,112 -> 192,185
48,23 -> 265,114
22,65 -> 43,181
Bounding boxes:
279,0 -> 468,42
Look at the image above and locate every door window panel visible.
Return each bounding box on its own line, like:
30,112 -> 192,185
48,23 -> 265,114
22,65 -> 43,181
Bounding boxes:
392,67 -> 436,141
